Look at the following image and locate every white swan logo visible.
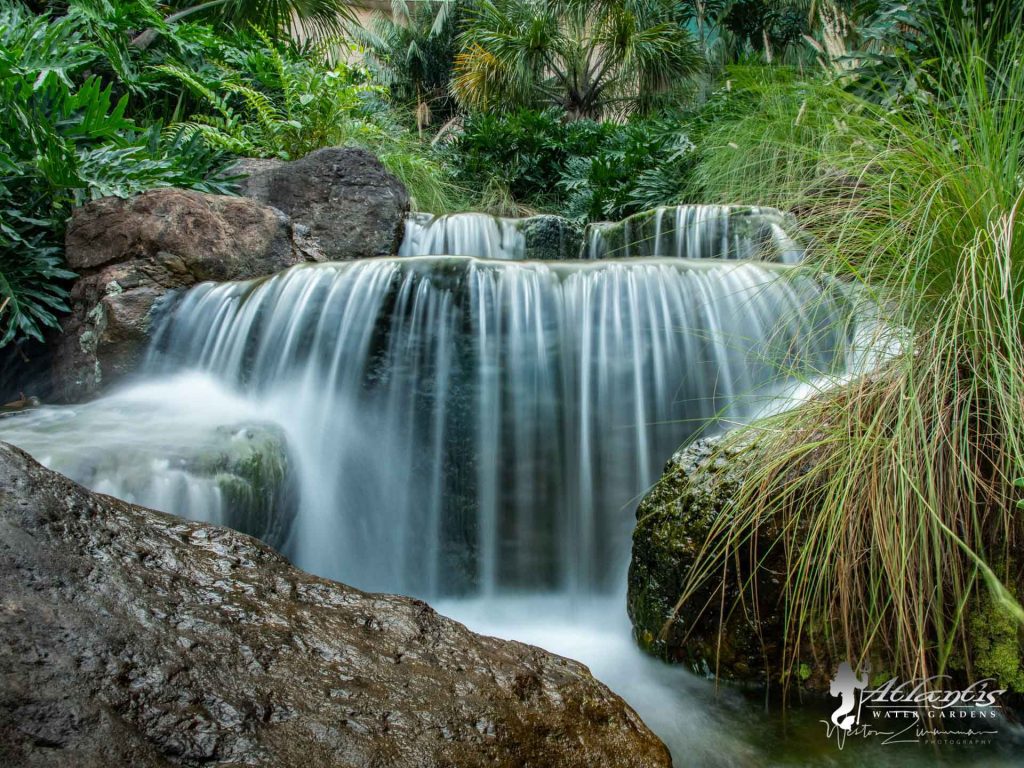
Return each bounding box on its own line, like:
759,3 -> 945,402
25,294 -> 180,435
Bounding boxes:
829,661 -> 869,732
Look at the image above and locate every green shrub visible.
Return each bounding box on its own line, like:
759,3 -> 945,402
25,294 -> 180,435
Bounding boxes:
158,27 -> 462,212
451,108 -> 698,220
452,0 -> 702,119
558,119 -> 697,221
0,1 -> 231,347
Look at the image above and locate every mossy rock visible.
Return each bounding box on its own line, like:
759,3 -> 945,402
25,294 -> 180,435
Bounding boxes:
627,435 -> 836,692
949,583 -> 1024,693
628,431 -> 1024,697
519,215 -> 584,260
628,437 -> 768,682
185,423 -> 298,550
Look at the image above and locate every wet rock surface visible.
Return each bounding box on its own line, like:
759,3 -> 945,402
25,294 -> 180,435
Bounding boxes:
0,443 -> 671,768
234,148 -> 410,261
628,434 -> 840,693
627,436 -> 802,689
519,215 -> 584,260
54,189 -> 324,401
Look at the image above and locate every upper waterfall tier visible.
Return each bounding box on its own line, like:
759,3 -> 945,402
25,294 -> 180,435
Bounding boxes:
586,205 -> 803,262
399,205 -> 804,262
400,212 -> 527,259
136,256 -> 849,596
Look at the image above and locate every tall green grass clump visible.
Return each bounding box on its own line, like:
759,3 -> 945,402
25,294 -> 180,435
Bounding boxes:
671,9 -> 1024,689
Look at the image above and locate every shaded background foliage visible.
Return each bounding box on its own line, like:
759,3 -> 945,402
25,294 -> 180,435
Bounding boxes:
4,0 -> 1024,346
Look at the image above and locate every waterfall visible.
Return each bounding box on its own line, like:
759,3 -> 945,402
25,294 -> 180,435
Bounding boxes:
0,210 -> 864,762
136,256 -> 847,596
0,200 -> 848,600
586,205 -> 804,262
400,205 -> 804,263
400,212 -> 526,260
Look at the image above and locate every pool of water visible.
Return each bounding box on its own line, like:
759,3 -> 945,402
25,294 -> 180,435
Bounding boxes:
438,594 -> 1024,768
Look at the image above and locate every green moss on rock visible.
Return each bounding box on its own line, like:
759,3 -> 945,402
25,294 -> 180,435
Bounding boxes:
187,424 -> 298,550
628,434 -> 842,693
519,215 -> 584,260
969,588 -> 1024,691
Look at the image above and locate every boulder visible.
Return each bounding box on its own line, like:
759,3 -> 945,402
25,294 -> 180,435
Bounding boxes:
53,189 -> 324,402
627,436 -> 827,690
519,215 -> 584,260
628,431 -> 1024,698
234,148 -> 410,261
0,443 -> 671,768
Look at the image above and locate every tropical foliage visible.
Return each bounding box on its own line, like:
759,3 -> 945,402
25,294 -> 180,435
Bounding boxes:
0,1 -> 230,346
348,0 -> 461,132
452,0 -> 704,119
0,0 -> 466,347
450,108 -> 698,220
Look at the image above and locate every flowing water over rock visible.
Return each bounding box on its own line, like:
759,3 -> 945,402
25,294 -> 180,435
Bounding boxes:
401,204 -> 803,262
587,204 -> 805,262
10,204 -> 1003,765
140,257 -> 847,595
400,212 -> 528,259
0,375 -> 298,550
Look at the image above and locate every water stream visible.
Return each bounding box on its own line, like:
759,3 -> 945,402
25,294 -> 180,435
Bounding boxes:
1,206 -> 1018,765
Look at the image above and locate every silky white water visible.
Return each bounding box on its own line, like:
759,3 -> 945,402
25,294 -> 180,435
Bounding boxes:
402,204 -> 805,262
139,256 -> 847,595
400,211 -> 526,259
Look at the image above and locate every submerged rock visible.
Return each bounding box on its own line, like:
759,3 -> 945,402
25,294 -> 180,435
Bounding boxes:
0,443 -> 671,768
54,189 -> 325,402
0,378 -> 298,551
234,148 -> 410,261
189,424 -> 297,550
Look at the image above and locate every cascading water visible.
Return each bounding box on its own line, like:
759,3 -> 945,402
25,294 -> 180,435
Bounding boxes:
0,374 -> 299,549
399,204 -> 805,263
587,204 -> 805,262
7,203 -> 945,766
400,212 -> 526,260
137,257 -> 846,597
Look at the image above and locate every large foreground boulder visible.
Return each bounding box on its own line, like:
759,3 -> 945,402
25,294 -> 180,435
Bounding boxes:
54,189 -> 324,402
234,148 -> 410,261
0,443 -> 671,768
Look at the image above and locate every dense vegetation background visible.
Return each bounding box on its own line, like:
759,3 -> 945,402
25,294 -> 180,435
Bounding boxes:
0,0 -> 975,347
2,0 -> 1023,693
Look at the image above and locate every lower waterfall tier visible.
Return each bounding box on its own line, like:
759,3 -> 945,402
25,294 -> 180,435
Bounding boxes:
3,256 -> 853,597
